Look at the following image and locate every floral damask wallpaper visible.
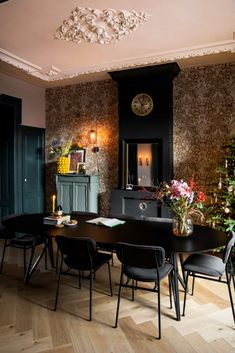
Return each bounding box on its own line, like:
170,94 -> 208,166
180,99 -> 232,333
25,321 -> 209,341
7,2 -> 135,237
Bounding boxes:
45,63 -> 234,214
173,63 -> 234,197
45,79 -> 119,214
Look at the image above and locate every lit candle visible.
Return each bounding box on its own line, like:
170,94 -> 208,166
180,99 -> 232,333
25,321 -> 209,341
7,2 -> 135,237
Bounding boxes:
52,195 -> 56,214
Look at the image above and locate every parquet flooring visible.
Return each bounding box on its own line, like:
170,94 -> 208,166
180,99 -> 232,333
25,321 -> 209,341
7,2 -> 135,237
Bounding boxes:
0,243 -> 234,353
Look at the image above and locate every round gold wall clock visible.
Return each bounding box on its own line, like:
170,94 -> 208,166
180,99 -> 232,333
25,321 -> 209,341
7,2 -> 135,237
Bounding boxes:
131,93 -> 154,117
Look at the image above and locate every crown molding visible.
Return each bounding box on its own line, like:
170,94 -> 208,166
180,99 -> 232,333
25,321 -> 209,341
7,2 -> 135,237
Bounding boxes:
0,39 -> 234,82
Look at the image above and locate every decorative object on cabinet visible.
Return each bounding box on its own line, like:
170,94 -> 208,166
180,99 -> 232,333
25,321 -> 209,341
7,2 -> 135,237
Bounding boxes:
69,149 -> 86,172
77,163 -> 86,175
50,138 -> 84,174
56,174 -> 99,214
56,156 -> 70,174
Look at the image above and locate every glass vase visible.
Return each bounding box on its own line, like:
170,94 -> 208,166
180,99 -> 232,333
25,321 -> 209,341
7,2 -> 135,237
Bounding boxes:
172,215 -> 193,237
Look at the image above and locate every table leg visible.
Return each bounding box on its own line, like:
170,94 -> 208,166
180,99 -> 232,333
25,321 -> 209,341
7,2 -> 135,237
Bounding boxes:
24,242 -> 47,284
47,238 -> 55,268
24,237 -> 54,285
171,253 -> 181,321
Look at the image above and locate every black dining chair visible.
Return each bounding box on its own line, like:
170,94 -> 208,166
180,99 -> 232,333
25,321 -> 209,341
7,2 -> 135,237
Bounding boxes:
55,211 -> 99,271
182,231 -> 235,323
55,235 -> 113,321
114,242 -> 176,339
0,215 -> 46,282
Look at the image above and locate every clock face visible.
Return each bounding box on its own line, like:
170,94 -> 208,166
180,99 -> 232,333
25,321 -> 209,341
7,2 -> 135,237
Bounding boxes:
131,93 -> 153,116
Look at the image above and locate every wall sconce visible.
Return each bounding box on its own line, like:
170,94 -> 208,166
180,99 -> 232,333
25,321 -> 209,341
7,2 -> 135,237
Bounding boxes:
90,129 -> 99,153
90,130 -> 96,144
145,156 -> 149,166
139,156 -> 142,166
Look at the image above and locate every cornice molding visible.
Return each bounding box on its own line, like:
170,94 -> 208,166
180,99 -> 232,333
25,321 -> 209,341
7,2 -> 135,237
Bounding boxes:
54,7 -> 150,45
0,39 -> 234,82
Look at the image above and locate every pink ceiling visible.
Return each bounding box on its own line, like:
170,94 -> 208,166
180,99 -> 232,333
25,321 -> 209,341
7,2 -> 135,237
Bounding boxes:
0,0 -> 234,87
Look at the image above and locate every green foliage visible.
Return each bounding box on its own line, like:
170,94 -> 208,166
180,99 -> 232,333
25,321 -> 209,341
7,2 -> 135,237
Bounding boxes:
205,137 -> 235,253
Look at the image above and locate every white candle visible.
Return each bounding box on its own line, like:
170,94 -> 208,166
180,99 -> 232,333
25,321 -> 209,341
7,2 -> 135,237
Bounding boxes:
52,195 -> 56,213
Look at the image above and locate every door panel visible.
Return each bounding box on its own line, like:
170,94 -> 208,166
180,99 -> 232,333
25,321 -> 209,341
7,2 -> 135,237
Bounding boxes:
73,183 -> 88,212
22,127 -> 45,213
57,182 -> 73,213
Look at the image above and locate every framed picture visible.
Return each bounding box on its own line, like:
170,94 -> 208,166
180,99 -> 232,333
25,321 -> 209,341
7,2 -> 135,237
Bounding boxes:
69,149 -> 85,172
77,162 -> 86,175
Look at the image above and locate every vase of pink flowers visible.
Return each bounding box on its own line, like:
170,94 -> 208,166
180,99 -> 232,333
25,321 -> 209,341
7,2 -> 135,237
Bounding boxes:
157,178 -> 206,237
172,214 -> 193,237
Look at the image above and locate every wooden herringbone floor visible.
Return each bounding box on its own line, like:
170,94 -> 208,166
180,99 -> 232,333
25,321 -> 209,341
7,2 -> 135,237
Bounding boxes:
0,242 -> 234,353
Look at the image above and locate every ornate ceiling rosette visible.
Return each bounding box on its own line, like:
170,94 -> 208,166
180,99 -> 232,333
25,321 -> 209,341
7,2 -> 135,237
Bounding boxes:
54,7 -> 150,45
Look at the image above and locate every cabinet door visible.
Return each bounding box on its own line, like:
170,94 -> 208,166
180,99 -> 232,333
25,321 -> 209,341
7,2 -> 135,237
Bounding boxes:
57,182 -> 73,213
73,183 -> 88,212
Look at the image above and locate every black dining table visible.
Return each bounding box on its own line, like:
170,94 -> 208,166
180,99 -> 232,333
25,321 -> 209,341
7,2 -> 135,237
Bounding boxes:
2,212 -> 229,321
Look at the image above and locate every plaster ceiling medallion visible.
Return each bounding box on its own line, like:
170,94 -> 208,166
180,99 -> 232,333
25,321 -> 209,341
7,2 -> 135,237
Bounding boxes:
54,7 -> 150,45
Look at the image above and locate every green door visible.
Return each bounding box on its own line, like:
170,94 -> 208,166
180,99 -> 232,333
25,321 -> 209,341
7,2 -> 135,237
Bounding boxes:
22,126 -> 45,213
0,104 -> 15,218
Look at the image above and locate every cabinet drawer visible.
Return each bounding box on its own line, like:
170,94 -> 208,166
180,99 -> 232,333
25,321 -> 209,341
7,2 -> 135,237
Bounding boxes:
56,175 -> 90,183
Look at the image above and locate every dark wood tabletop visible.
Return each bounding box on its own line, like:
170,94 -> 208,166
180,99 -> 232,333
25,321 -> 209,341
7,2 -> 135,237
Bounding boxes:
2,213 -> 229,254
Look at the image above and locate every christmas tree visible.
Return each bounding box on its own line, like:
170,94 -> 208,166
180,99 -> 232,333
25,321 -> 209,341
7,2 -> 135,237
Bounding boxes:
206,136 -> 235,234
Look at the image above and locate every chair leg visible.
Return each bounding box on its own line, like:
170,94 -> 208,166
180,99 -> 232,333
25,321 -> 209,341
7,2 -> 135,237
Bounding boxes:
157,281 -> 161,339
191,273 -> 195,295
131,279 -> 135,301
23,247 -> 27,275
54,256 -> 63,311
78,270 -> 82,289
55,247 -> 59,274
225,267 -> 235,323
182,272 -> 189,316
0,239 -> 8,273
107,261 -> 113,296
168,274 -> 172,309
114,268 -> 123,328
44,240 -> 48,270
229,258 -> 235,291
89,269 -> 93,321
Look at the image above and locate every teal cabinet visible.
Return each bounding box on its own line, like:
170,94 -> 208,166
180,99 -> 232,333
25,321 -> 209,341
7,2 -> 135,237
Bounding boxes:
56,175 -> 99,214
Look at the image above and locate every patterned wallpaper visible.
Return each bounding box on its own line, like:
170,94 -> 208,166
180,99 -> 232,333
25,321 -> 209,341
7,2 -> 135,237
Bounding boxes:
173,63 -> 234,197
45,79 -> 119,215
45,63 -> 234,214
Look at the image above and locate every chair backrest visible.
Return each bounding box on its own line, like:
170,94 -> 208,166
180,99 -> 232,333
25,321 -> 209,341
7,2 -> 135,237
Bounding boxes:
115,242 -> 166,269
223,231 -> 235,264
56,236 -> 97,261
